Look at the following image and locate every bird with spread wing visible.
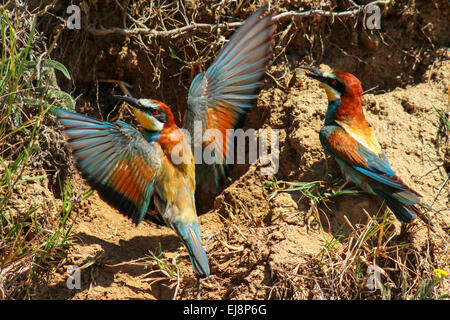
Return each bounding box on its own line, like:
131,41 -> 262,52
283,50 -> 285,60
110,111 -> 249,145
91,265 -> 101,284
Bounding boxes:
55,7 -> 275,279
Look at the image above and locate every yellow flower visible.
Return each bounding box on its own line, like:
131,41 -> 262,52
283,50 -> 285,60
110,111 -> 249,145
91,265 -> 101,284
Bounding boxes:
433,269 -> 448,280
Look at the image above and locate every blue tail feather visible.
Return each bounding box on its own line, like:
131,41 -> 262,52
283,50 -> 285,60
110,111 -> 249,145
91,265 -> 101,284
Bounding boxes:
374,189 -> 418,224
172,221 -> 210,278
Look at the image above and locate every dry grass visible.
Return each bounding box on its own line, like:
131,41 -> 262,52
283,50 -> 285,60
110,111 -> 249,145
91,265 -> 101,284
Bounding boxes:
268,206 -> 449,300
0,2 -> 84,299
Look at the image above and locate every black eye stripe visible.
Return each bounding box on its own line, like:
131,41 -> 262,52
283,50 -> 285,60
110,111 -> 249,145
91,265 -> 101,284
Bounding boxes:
328,78 -> 346,94
141,106 -> 167,123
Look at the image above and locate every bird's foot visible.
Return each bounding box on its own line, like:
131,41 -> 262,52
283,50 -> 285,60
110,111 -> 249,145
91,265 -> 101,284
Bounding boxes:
334,180 -> 350,194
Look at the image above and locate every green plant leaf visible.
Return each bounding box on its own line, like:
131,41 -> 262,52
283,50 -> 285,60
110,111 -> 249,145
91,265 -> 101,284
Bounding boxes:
43,59 -> 71,80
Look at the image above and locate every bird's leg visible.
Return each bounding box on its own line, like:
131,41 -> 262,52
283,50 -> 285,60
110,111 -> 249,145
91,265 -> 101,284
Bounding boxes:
196,277 -> 201,300
185,277 -> 202,299
333,164 -> 354,193
335,179 -> 350,193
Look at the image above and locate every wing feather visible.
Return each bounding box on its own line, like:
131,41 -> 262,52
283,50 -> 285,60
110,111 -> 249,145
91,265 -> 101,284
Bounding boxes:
184,6 -> 275,191
321,126 -> 412,192
55,108 -> 163,224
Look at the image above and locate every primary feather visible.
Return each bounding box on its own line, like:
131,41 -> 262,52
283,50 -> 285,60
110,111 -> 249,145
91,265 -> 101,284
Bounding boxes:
184,6 -> 275,192
55,108 -> 162,225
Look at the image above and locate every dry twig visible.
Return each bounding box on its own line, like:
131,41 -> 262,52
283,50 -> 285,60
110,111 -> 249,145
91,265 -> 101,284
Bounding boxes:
87,1 -> 392,39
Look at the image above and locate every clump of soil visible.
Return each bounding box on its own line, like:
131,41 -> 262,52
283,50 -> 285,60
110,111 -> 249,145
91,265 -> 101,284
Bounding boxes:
29,0 -> 449,300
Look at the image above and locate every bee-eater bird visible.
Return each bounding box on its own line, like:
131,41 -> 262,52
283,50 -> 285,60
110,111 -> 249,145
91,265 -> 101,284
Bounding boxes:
299,67 -> 434,225
54,7 -> 274,279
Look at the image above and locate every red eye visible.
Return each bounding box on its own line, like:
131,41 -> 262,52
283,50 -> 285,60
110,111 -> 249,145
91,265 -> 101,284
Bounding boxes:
152,109 -> 159,115
331,79 -> 336,85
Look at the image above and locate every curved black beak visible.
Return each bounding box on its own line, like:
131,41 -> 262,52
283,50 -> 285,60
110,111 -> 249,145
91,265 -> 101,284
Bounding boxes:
298,66 -> 328,83
114,95 -> 144,110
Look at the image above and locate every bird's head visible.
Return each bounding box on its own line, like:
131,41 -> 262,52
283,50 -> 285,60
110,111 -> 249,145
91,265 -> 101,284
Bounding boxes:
115,95 -> 173,132
298,67 -> 363,102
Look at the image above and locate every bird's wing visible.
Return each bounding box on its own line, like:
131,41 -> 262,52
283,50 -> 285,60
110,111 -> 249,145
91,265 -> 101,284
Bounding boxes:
55,108 -> 163,225
321,125 -> 411,192
335,120 -> 383,159
184,6 -> 274,191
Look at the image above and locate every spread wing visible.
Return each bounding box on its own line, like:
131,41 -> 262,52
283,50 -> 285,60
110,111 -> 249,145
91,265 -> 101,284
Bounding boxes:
184,6 -> 275,191
55,108 -> 163,225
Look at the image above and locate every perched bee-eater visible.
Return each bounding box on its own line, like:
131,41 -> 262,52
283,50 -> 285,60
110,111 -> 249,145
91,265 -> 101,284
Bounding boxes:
299,67 -> 434,225
55,7 -> 274,279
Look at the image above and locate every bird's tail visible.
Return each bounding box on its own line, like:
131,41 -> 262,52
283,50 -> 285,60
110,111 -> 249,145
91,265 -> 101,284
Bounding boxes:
172,221 -> 210,278
373,189 -> 434,226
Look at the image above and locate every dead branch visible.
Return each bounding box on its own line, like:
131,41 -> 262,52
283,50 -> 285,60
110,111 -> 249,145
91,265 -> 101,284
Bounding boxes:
87,0 -> 392,39
87,21 -> 242,38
